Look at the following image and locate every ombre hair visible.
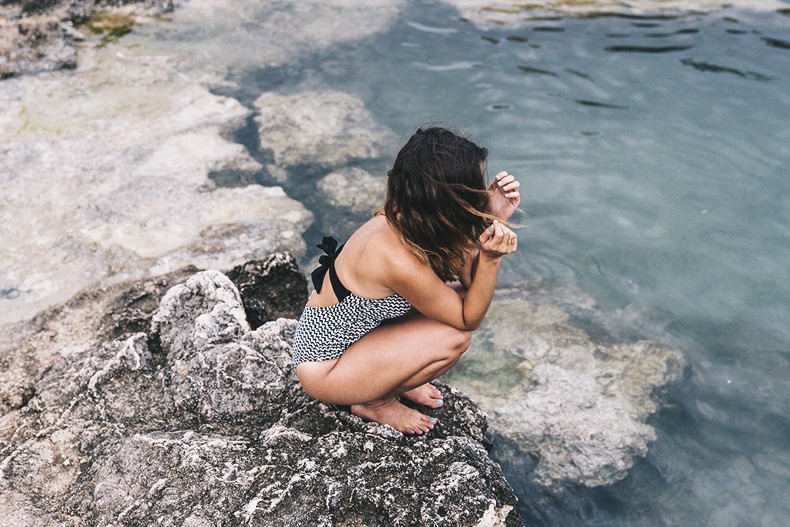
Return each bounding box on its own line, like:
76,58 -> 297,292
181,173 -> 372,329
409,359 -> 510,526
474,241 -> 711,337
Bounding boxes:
383,127 -> 495,281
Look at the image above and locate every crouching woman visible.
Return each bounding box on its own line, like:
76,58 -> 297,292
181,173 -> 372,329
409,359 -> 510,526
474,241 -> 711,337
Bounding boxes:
292,127 -> 521,434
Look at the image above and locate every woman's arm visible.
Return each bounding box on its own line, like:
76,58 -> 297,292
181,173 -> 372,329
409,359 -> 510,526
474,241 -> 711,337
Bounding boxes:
387,220 -> 517,331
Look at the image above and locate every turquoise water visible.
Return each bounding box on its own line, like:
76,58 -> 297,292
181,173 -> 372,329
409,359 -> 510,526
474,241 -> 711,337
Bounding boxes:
229,2 -> 790,524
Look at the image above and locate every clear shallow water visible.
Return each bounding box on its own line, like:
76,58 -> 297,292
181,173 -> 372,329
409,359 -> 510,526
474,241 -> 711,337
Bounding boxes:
227,2 -> 790,525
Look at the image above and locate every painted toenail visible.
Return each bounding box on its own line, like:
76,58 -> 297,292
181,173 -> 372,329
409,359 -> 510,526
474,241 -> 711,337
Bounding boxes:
437,399 -> 443,406
430,417 -> 438,423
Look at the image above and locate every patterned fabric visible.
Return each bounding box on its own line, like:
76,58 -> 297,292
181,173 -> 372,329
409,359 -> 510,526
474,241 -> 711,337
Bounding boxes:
291,292 -> 412,364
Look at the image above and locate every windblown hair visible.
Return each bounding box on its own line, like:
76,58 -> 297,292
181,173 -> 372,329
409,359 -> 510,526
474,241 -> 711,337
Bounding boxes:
384,127 -> 494,281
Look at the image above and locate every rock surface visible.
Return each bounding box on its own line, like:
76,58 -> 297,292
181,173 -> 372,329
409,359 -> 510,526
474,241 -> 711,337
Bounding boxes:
444,284 -> 686,488
1,0 -> 412,326
255,90 -> 398,170
439,0 -> 788,29
128,0 -> 407,77
0,1 -> 172,78
317,167 -> 388,216
0,256 -> 522,526
0,43 -> 312,324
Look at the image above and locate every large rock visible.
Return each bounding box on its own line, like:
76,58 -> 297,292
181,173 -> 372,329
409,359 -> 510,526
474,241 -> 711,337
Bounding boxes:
317,167 -> 388,216
0,1 -> 173,78
0,258 -> 522,526
255,90 -> 398,170
129,0 -> 407,77
439,0 -> 786,29
0,43 -> 312,325
443,284 -> 685,488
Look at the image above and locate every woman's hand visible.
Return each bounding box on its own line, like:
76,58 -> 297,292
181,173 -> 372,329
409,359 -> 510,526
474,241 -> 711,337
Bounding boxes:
487,171 -> 521,221
479,219 -> 517,259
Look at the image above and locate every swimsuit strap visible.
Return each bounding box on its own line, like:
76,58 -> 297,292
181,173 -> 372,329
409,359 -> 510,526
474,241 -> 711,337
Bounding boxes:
311,236 -> 352,302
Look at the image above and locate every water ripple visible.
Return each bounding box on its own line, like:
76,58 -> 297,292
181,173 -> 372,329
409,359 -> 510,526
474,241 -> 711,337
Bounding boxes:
605,44 -> 694,53
680,58 -> 776,81
763,36 -> 790,50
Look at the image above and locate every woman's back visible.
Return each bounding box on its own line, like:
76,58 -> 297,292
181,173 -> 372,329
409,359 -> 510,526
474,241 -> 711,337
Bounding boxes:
307,214 -> 410,307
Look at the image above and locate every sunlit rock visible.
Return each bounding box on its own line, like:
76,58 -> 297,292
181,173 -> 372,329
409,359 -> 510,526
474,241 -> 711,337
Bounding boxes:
317,167 -> 387,216
0,261 -> 521,526
0,45 -> 311,324
0,2 -> 171,78
440,0 -> 789,28
255,90 -> 398,170
443,285 -> 685,488
128,0 -> 407,78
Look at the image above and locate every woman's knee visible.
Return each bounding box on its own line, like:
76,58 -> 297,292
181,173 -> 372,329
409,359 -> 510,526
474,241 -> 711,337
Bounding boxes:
442,326 -> 472,358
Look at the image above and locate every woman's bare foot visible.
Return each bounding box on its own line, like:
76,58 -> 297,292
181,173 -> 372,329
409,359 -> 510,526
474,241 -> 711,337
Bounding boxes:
351,398 -> 437,435
400,383 -> 444,408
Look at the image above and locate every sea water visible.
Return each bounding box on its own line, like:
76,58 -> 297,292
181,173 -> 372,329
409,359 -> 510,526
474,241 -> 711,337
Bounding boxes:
234,2 -> 789,524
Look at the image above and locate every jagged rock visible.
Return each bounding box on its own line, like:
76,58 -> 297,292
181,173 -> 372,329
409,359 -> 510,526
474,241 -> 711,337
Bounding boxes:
444,284 -> 686,488
254,90 -> 398,170
0,260 -> 522,526
317,167 -> 388,216
0,265 -> 196,416
0,16 -> 76,78
0,1 -> 174,78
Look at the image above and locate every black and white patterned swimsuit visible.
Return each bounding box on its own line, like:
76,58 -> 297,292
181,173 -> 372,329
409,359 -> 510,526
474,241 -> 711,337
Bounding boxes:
291,237 -> 412,365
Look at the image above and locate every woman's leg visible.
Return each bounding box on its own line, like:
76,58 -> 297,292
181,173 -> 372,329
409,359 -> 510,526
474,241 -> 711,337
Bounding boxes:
296,314 -> 471,434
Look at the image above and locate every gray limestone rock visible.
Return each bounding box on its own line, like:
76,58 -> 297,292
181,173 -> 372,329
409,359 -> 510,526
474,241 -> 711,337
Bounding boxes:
255,90 -> 398,170
0,257 -> 522,526
0,1 -> 173,78
317,167 -> 388,216
0,16 -> 76,78
444,284 -> 686,488
0,43 -> 312,325
438,0 -> 767,29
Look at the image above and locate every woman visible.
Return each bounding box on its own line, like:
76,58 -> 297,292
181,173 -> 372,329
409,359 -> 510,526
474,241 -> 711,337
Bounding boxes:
292,127 -> 520,435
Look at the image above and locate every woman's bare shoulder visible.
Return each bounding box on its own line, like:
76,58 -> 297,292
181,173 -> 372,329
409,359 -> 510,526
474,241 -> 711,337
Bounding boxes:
348,216 -> 426,275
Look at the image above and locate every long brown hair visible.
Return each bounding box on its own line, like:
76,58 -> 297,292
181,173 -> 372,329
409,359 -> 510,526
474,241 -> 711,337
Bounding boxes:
384,127 -> 495,281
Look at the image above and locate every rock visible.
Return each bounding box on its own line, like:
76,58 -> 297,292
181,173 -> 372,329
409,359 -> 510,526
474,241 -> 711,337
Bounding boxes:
255,90 -> 398,169
0,265 -> 196,417
225,252 -> 309,330
443,284 -> 685,488
439,0 -> 781,29
0,16 -> 76,78
0,259 -> 522,526
0,44 -> 312,325
317,167 -> 387,216
0,2 -> 173,78
130,0 -> 406,76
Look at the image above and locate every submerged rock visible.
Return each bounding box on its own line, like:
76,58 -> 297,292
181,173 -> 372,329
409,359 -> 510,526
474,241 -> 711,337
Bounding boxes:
128,0 -> 406,76
443,284 -> 685,488
317,167 -> 388,216
440,0 -> 788,28
255,90 -> 398,171
0,256 -> 522,526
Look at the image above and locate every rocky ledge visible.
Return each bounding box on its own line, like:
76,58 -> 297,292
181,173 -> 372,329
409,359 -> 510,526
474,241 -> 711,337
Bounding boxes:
0,253 -> 521,526
0,0 -> 173,78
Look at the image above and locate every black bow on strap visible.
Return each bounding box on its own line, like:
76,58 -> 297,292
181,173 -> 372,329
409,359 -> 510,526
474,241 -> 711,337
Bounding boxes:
311,236 -> 342,293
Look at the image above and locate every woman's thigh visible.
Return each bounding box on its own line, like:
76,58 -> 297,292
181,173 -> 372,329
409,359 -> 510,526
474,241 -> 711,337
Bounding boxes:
296,314 -> 471,405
